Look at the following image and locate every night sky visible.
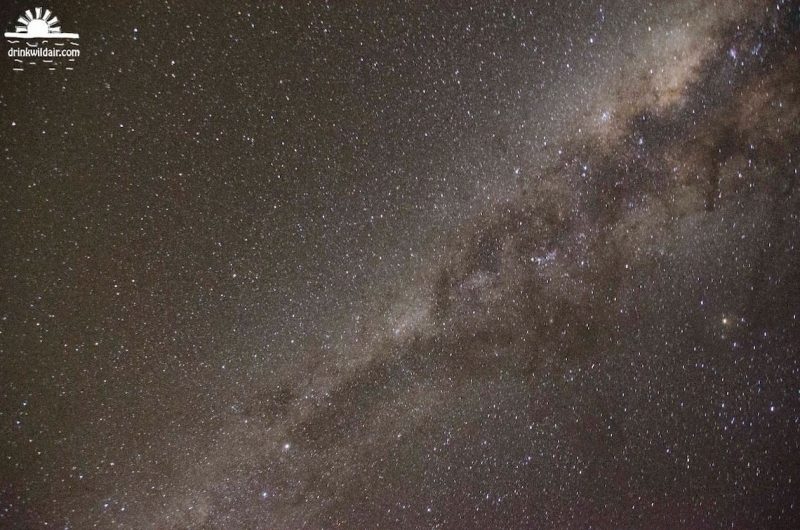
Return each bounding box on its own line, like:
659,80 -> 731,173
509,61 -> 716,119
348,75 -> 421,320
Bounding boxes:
2,1 -> 800,528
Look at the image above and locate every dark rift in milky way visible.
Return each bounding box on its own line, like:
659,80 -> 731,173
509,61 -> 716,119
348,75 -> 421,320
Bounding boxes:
287,3 -> 800,426
191,6 -> 800,523
6,1 -> 800,527
132,3 -> 800,527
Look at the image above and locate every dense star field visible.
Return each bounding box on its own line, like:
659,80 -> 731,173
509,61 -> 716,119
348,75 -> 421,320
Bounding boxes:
2,0 -> 799,528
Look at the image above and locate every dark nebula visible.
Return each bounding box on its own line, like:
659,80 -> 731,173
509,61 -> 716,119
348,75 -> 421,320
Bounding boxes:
1,0 -> 799,528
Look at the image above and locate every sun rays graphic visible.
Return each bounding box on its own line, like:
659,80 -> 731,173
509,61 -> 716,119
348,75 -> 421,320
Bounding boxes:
4,7 -> 79,39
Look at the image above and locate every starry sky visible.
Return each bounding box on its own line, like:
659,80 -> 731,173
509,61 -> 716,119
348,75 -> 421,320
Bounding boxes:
1,0 -> 799,528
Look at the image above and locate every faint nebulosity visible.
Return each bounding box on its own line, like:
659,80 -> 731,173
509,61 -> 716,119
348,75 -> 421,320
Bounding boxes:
1,0 -> 799,528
